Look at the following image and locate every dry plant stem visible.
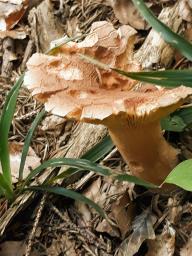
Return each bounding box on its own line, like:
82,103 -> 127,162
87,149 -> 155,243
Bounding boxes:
108,121 -> 178,185
1,38 -> 14,77
25,194 -> 47,256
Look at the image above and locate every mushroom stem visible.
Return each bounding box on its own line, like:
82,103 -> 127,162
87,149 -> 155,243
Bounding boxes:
108,119 -> 178,185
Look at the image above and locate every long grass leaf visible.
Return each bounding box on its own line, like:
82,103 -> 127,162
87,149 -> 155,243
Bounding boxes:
23,158 -> 111,187
23,158 -> 156,189
113,68 -> 192,87
28,185 -> 108,220
82,135 -> 113,162
0,174 -> 14,200
0,75 -> 24,188
18,108 -> 46,180
80,54 -> 192,87
52,136 -> 114,182
132,0 -> 192,61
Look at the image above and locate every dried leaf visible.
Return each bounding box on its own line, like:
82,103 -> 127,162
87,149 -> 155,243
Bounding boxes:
0,142 -> 41,183
110,193 -> 135,238
184,25 -> 192,42
146,223 -> 176,256
189,0 -> 192,8
47,235 -> 78,256
116,209 -> 156,256
41,115 -> 65,131
66,17 -> 81,38
180,236 -> 192,256
0,0 -> 29,31
75,178 -> 103,223
111,0 -> 149,29
0,27 -> 27,39
0,241 -> 38,256
178,0 -> 192,22
96,218 -> 120,237
76,177 -> 133,238
0,241 -> 25,256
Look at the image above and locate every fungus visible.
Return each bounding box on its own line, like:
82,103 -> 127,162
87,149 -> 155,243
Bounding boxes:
24,21 -> 192,185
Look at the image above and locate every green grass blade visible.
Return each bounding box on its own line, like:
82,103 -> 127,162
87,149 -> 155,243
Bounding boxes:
80,54 -> 192,87
163,160 -> 192,191
0,174 -> 14,200
28,186 -> 108,219
114,173 -> 156,188
52,136 -> 114,182
132,0 -> 192,61
175,107 -> 192,126
112,68 -> 192,87
54,168 -> 156,189
0,186 -> 4,197
47,35 -> 83,55
23,158 -> 111,187
23,157 -> 156,189
0,75 -> 24,188
18,108 -> 46,181
82,135 -> 113,162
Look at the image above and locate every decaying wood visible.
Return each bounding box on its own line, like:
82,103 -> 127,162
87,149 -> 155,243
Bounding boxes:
28,0 -> 64,52
1,38 -> 15,77
134,1 -> 183,68
21,39 -> 34,71
57,123 -> 107,184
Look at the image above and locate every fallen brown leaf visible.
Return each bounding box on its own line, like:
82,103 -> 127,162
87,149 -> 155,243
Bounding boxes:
76,177 -> 133,238
189,0 -> 192,8
110,192 -> 135,238
178,0 -> 192,22
0,241 -> 38,256
180,236 -> 192,256
0,241 -> 25,256
0,27 -> 27,39
146,223 -> 176,256
116,209 -> 156,256
41,114 -> 65,131
111,0 -> 149,29
0,142 -> 41,183
66,17 -> 81,38
0,0 -> 29,31
47,235 -> 78,256
184,24 -> 192,42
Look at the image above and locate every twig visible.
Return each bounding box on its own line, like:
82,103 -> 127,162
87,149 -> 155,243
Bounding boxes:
25,194 -> 47,256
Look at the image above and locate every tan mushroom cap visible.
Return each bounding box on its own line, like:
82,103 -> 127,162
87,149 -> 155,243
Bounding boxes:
42,85 -> 192,125
25,21 -> 140,96
24,21 -> 192,125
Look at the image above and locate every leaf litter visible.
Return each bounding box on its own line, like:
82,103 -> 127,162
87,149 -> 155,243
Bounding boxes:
0,0 -> 192,255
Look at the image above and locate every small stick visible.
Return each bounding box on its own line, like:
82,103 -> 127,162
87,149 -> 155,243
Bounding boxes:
25,194 -> 47,256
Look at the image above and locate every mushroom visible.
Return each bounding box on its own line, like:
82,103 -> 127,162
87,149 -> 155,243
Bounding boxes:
24,21 -> 192,185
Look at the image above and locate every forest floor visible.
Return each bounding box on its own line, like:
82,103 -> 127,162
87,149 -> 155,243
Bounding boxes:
0,0 -> 192,255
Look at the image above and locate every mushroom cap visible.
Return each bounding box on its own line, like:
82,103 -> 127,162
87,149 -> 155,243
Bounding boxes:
24,21 -> 192,125
25,21 -> 139,97
40,85 -> 192,126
